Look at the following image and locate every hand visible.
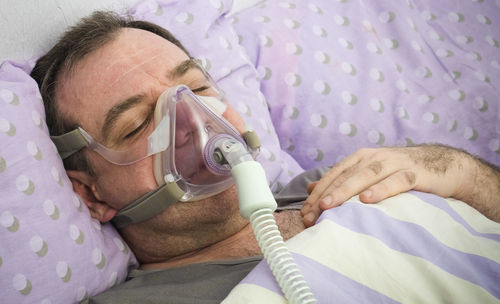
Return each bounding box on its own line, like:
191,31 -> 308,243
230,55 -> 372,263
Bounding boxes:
300,145 -> 475,227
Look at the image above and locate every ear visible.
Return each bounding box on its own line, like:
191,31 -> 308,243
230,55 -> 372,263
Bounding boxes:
66,170 -> 117,223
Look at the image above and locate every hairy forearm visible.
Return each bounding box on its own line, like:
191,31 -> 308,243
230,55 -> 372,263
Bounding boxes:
457,152 -> 500,222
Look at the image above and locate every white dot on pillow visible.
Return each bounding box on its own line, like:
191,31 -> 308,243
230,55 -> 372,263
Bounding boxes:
27,141 -> 42,160
383,38 -> 398,49
175,12 -> 193,24
91,218 -> 102,231
108,272 -> 118,288
398,107 -> 409,119
306,148 -> 324,162
475,71 -> 490,82
369,98 -> 384,112
113,237 -> 127,253
368,130 -> 385,145
312,25 -> 327,37
16,175 -> 34,195
236,102 -> 251,116
285,43 -> 302,55
488,139 -> 500,152
379,11 -> 395,23
421,10 -> 435,22
338,37 -> 353,49
362,20 -> 374,32
341,91 -> 356,105
334,15 -> 349,26
0,89 -> 17,105
313,80 -> 330,94
218,36 -> 232,50
485,35 -> 499,47
1,210 -> 17,230
428,30 -> 443,41
43,199 -> 59,220
284,73 -> 301,86
423,112 -> 439,123
253,16 -> 270,23
476,14 -> 491,25
257,66 -> 272,80
492,60 -> 500,69
77,286 -> 89,302
339,122 -> 357,136
283,105 -> 299,119
308,3 -> 323,14
92,248 -> 106,269
31,110 -> 43,129
51,167 -> 63,186
367,42 -> 381,54
411,41 -> 423,53
464,127 -> 478,141
473,96 -> 488,112
69,224 -> 84,244
370,68 -> 384,82
283,18 -> 300,29
396,79 -> 409,92
30,235 -> 48,257
0,118 -> 16,135
314,51 -> 330,64
448,12 -> 464,23
41,298 -> 52,304
73,195 -> 83,212
341,62 -> 356,75
310,114 -> 327,128
448,89 -> 465,101
417,94 -> 433,104
415,66 -> 432,78
13,273 -> 31,294
436,48 -> 453,58
258,35 -> 273,47
56,261 -> 71,282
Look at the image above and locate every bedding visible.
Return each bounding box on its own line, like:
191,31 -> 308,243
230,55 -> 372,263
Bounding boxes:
224,191 -> 500,303
232,0 -> 500,168
0,0 -> 498,303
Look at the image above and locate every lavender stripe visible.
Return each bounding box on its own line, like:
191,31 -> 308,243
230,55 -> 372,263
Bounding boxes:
241,253 -> 399,304
317,201 -> 500,298
409,191 -> 500,242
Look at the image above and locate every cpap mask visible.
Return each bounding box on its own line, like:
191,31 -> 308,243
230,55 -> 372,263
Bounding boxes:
51,66 -> 260,228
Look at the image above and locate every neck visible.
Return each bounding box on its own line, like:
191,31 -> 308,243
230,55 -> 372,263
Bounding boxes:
140,210 -> 304,270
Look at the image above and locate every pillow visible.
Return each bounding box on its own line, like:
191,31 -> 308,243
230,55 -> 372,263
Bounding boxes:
1,1 -> 305,302
0,61 -> 138,303
223,191 -> 500,303
232,0 -> 500,169
129,0 -> 305,191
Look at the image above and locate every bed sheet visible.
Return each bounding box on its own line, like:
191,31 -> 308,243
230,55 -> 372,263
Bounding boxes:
224,191 -> 500,303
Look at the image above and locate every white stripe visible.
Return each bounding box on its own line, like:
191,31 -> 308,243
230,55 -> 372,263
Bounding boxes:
287,220 -> 499,303
445,197 -> 500,235
223,283 -> 286,304
356,193 -> 500,263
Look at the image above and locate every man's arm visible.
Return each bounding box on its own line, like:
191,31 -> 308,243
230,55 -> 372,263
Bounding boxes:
301,144 -> 500,227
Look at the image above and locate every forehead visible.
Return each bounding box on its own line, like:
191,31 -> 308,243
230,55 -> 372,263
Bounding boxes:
56,28 -> 190,135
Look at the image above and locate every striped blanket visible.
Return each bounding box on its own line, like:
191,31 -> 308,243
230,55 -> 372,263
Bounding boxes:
223,191 -> 500,303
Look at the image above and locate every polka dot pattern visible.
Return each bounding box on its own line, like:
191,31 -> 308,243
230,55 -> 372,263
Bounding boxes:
0,61 -> 137,302
130,0 -> 304,188
233,0 -> 500,168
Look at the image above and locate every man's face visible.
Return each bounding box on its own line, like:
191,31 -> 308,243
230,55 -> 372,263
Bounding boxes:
56,28 -> 248,262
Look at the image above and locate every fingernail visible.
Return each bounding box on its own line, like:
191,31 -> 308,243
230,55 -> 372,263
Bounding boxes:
304,212 -> 315,224
321,195 -> 333,207
361,190 -> 372,199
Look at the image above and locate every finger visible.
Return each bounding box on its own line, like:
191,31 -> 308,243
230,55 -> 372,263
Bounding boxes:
359,170 -> 417,203
307,181 -> 318,194
306,152 -> 363,204
300,202 -> 321,227
316,159 -> 395,210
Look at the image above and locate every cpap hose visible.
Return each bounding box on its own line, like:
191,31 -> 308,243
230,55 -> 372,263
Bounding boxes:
205,135 -> 317,304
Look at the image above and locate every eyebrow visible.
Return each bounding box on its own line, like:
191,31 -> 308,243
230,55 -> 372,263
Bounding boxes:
100,59 -> 199,141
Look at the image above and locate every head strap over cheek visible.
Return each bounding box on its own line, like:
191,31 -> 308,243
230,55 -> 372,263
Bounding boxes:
111,179 -> 184,229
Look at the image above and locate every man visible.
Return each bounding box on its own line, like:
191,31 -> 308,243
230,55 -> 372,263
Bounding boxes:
31,11 -> 499,303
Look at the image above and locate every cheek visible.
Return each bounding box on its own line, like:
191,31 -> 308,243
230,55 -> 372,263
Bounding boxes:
222,105 -> 246,134
90,153 -> 158,210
